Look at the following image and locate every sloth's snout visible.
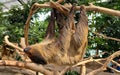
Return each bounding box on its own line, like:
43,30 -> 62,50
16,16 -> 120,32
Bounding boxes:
24,47 -> 31,53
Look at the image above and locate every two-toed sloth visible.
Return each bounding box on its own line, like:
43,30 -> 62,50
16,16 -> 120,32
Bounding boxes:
24,4 -> 88,65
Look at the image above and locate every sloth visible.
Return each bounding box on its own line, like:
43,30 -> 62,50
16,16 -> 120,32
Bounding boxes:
24,5 -> 88,65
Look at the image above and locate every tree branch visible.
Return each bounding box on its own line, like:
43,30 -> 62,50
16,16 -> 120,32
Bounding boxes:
93,32 -> 120,42
50,1 -> 69,15
24,3 -> 39,46
24,1 -> 120,46
60,66 -> 70,75
86,3 -> 120,17
81,64 -> 86,75
111,60 -> 120,66
56,0 -> 64,3
64,3 -> 120,17
87,50 -> 120,75
20,37 -> 26,49
0,60 -> 53,75
4,35 -> 23,52
3,35 -> 27,61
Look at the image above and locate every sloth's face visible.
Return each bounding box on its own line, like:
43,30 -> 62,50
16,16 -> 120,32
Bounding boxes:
24,47 -> 47,65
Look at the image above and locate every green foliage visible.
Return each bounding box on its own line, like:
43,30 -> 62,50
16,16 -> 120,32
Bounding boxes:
0,3 -> 8,44
88,0 -> 120,53
0,0 -> 50,44
29,20 -> 48,44
64,71 -> 79,75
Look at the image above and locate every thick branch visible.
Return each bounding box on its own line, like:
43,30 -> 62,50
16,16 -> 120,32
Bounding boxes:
0,60 -> 53,75
27,2 -> 120,17
76,4 -> 120,17
86,4 -> 120,17
20,37 -> 26,49
64,3 -> 120,17
0,59 -> 106,75
50,1 -> 69,15
4,35 -> 23,52
24,3 -> 46,46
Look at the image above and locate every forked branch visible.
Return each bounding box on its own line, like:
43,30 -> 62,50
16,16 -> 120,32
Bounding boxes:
87,50 -> 120,75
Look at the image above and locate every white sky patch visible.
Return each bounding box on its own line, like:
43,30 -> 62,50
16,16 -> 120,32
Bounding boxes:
38,12 -> 50,21
97,0 -> 109,3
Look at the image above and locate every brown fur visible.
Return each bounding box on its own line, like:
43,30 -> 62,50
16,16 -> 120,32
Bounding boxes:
24,5 -> 88,65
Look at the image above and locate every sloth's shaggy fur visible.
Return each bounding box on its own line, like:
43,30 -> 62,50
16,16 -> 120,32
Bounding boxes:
24,5 -> 88,65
